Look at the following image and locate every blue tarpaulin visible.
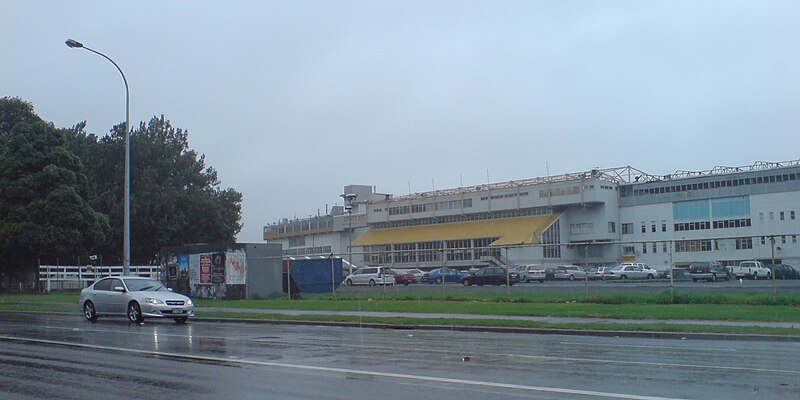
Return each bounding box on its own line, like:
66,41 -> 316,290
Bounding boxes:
288,257 -> 343,294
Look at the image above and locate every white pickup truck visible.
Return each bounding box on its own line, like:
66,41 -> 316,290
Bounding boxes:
730,261 -> 772,280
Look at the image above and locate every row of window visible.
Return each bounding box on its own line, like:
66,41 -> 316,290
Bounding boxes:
480,191 -> 529,201
373,207 -> 552,229
759,210 -> 797,221
626,172 -> 799,197
625,218 -> 754,234
387,198 -> 474,216
539,186 -> 580,198
282,245 -> 332,257
364,239 -> 502,264
267,216 -> 334,235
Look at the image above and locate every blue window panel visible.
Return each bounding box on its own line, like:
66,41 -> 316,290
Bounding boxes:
711,196 -> 750,219
673,200 -> 710,221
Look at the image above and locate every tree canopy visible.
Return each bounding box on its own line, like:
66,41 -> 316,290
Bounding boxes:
0,97 -> 108,271
0,97 -> 243,273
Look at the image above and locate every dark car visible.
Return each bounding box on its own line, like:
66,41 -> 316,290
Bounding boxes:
688,261 -> 730,282
390,269 -> 416,285
460,267 -> 520,286
767,264 -> 799,280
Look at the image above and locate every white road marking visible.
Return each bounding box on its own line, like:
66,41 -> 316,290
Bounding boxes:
508,353 -> 800,375
0,335 -> 684,400
556,341 -> 737,352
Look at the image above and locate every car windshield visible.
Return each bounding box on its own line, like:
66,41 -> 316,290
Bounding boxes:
124,279 -> 166,292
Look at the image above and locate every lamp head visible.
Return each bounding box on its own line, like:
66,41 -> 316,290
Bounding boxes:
65,39 -> 84,48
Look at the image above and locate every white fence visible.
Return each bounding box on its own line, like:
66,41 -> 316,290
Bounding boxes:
39,265 -> 161,292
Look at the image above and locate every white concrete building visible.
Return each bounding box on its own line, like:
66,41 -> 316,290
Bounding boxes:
264,161 -> 800,271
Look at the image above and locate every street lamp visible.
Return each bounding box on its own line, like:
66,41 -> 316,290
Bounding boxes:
66,38 -> 131,275
340,193 -> 357,273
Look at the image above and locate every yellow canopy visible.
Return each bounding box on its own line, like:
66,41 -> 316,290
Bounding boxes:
352,214 -> 559,247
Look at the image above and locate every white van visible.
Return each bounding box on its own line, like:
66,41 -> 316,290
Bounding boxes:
343,267 -> 396,286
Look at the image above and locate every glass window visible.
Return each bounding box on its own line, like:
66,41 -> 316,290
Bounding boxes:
93,278 -> 112,291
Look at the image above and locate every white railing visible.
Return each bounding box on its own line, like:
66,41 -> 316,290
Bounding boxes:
39,265 -> 161,292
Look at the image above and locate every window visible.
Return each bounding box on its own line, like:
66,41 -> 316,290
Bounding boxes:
570,223 -> 594,235
761,236 -> 766,245
782,236 -> 787,244
759,213 -> 764,222
94,279 -> 112,291
622,223 -> 633,235
641,222 -> 646,233
608,222 -> 616,233
623,246 -> 635,255
793,235 -> 797,244
651,221 -> 656,233
652,242 -> 657,253
769,212 -> 775,221
662,242 -> 668,253
661,221 -> 667,232
780,211 -> 785,221
642,243 -> 647,254
792,211 -> 796,220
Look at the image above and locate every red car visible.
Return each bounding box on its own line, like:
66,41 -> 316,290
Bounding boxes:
391,270 -> 415,285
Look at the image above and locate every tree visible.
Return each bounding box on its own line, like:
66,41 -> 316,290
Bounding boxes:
64,115 -> 243,264
0,98 -> 109,278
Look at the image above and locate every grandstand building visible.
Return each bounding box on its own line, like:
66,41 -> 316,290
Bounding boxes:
264,160 -> 800,271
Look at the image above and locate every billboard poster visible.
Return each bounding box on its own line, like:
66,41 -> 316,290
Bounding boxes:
189,254 -> 200,286
179,254 -> 189,277
212,252 -> 226,284
225,251 -> 246,284
200,254 -> 212,284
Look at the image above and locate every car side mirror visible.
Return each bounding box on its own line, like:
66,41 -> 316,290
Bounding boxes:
113,286 -> 125,292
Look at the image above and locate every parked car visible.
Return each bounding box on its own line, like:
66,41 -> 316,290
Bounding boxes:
767,264 -> 799,280
524,265 -> 546,283
553,265 -> 587,281
390,269 -> 416,285
344,266 -> 396,286
688,261 -> 731,282
421,268 -> 466,284
402,269 -> 425,282
604,265 -> 653,280
460,267 -> 520,286
588,266 -> 607,280
79,276 -> 194,324
621,262 -> 658,277
730,261 -> 772,280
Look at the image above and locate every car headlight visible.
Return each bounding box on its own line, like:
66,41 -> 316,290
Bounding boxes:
185,299 -> 193,306
145,298 -> 164,305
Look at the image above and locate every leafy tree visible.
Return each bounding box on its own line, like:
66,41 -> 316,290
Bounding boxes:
64,116 -> 243,264
0,98 -> 109,278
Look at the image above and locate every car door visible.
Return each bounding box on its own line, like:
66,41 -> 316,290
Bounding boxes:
90,278 -> 111,313
106,278 -> 127,315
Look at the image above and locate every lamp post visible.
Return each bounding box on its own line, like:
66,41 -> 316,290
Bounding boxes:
66,39 -> 130,275
340,193 -> 357,274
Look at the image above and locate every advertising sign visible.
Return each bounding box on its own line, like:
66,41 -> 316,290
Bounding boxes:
200,254 -> 212,284
212,252 -> 226,284
225,251 -> 246,284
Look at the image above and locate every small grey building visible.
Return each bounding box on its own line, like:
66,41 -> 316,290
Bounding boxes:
160,243 -> 282,300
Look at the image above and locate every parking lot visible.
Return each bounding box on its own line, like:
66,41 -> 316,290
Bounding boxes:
338,277 -> 800,295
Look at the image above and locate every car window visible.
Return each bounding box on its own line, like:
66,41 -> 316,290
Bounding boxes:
123,278 -> 166,292
109,278 -> 124,290
93,279 -> 112,291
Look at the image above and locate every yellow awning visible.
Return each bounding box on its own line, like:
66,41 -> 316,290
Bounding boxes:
352,214 -> 559,247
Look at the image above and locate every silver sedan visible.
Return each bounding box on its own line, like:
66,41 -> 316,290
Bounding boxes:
79,276 -> 194,323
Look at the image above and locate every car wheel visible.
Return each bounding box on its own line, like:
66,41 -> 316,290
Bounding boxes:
435,277 -> 442,284
711,274 -> 717,282
647,274 -> 654,279
345,279 -> 353,286
752,272 -> 758,280
83,301 -> 98,322
568,275 -> 574,281
127,302 -> 143,324
369,279 -> 376,286
174,316 -> 188,324
462,280 -> 470,286
620,275 -> 627,280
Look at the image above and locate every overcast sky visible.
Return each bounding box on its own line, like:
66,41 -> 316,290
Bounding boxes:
3,1 -> 799,242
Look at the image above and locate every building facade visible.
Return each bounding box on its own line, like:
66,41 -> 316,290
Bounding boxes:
264,161 -> 800,271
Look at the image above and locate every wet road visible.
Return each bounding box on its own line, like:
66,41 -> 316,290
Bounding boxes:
1,312 -> 798,399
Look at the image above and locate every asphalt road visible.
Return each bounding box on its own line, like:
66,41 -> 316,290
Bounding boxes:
1,313 -> 798,399
338,278 -> 800,295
